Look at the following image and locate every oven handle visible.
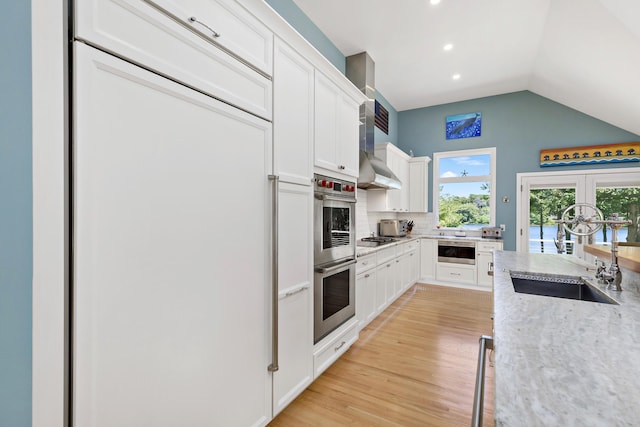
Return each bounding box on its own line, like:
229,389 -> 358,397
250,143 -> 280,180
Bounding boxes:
315,194 -> 357,204
268,174 -> 279,373
315,258 -> 356,274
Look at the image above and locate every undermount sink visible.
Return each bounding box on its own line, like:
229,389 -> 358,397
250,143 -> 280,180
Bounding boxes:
509,272 -> 617,305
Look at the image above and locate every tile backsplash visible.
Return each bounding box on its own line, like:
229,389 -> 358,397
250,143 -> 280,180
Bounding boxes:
356,189 -> 436,238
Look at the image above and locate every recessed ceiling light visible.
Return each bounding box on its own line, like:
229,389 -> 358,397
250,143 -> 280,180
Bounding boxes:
430,0 -> 441,5
452,74 -> 461,80
443,43 -> 453,51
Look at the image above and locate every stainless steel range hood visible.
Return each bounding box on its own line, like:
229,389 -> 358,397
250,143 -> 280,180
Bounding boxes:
346,52 -> 401,190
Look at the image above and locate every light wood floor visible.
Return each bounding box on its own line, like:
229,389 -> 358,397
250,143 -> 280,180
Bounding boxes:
269,283 -> 494,427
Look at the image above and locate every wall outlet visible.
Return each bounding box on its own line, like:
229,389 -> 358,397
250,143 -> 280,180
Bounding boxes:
499,224 -> 506,231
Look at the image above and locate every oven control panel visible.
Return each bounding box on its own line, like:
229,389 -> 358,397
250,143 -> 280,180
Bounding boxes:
314,173 -> 357,196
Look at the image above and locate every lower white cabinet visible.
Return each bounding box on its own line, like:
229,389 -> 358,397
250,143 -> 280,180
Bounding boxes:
356,269 -> 377,331
420,239 -> 437,281
376,261 -> 393,312
476,240 -> 503,288
273,182 -> 313,415
436,262 -> 477,285
313,320 -> 359,378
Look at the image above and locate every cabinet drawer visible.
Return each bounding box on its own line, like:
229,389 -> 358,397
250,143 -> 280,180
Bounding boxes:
401,239 -> 420,254
436,263 -> 476,284
76,0 -> 272,119
148,0 -> 273,76
477,241 -> 502,252
313,321 -> 358,378
356,253 -> 376,274
376,246 -> 397,264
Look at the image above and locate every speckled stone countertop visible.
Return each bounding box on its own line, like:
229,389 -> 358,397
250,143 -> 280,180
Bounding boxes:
493,251 -> 640,427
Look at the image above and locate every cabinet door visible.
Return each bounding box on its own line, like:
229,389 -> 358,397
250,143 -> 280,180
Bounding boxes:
409,159 -> 429,213
73,44 -> 272,427
407,250 -> 420,289
336,95 -> 360,178
356,269 -> 377,330
146,0 -> 273,75
76,0 -> 272,119
314,72 -> 359,178
420,239 -> 436,280
273,182 -> 313,415
273,39 -> 314,185
314,72 -> 339,173
477,252 -> 494,288
375,263 -> 391,313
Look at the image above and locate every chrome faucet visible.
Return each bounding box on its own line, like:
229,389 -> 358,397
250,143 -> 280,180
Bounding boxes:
595,214 -> 626,291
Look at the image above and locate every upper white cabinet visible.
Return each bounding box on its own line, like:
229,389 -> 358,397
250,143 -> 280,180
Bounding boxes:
76,0 -> 273,119
273,38 -> 314,185
146,0 -> 273,75
409,156 -> 431,213
314,72 -> 360,179
368,143 -> 431,213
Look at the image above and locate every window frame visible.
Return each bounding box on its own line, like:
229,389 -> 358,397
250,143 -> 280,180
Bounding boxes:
432,147 -> 497,229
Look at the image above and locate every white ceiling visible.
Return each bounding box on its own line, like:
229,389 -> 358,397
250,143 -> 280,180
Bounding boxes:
291,0 -> 640,136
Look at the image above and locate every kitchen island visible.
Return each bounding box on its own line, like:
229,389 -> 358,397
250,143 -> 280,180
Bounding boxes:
493,251 -> 640,426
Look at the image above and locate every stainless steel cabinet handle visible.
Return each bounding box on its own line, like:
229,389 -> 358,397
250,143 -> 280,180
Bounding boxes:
364,274 -> 370,278
283,285 -> 308,299
334,341 -> 346,352
338,165 -> 346,170
188,16 -> 221,38
268,175 -> 279,373
471,335 -> 494,427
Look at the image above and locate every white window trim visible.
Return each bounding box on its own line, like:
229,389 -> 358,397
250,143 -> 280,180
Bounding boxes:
432,147 -> 497,229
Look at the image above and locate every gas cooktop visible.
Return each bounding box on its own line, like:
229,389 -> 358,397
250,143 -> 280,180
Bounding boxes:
357,236 -> 398,247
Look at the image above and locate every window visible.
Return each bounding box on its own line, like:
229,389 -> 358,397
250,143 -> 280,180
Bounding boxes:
433,148 -> 496,229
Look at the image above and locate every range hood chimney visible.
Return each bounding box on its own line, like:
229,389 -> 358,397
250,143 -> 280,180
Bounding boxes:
345,52 -> 401,190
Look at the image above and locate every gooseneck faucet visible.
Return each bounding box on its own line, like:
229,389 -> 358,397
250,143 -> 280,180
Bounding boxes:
556,205 -> 631,291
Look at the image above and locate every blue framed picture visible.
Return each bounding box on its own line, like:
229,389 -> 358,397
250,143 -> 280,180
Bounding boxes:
446,112 -> 482,140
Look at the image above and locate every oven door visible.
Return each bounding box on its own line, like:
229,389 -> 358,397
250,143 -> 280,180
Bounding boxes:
438,240 -> 476,265
314,196 -> 356,265
314,259 -> 356,344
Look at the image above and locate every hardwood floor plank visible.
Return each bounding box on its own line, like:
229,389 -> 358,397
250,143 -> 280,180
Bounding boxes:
270,283 -> 494,427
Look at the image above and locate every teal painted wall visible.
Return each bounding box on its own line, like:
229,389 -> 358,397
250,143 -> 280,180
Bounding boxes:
265,0 -> 400,146
398,91 -> 640,250
0,0 -> 33,425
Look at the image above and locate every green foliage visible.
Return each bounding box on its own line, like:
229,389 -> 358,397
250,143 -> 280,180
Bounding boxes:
439,192 -> 490,227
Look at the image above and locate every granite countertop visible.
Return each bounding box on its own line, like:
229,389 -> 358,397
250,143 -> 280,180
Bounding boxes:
493,251 -> 640,426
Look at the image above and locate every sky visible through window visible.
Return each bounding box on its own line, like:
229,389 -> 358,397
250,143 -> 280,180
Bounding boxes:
439,154 -> 490,197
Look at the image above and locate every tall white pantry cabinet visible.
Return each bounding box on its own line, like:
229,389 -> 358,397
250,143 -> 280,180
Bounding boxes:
71,0 -> 364,425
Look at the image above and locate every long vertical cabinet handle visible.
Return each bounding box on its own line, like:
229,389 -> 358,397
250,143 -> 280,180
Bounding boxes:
471,335 -> 494,427
268,175 -> 280,372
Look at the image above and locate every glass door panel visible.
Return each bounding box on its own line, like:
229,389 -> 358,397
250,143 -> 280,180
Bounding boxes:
528,188 -> 576,254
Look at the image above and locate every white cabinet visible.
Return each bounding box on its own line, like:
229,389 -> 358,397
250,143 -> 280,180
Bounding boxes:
273,38 -> 314,185
408,157 -> 431,213
141,0 -> 274,75
476,240 -> 503,288
313,320 -> 359,378
75,0 -> 273,119
272,183 -> 313,415
437,262 -> 477,285
420,239 -> 437,281
356,268 -> 377,331
73,44 -> 273,427
375,262 -> 392,313
314,72 -> 360,178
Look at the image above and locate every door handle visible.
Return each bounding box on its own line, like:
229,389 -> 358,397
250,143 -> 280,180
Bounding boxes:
471,335 -> 494,427
268,175 -> 279,373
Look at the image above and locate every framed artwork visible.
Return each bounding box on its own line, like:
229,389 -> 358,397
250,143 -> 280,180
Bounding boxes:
446,112 -> 482,140
540,142 -> 639,167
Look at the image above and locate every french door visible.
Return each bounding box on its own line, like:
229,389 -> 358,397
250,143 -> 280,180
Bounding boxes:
517,168 -> 640,261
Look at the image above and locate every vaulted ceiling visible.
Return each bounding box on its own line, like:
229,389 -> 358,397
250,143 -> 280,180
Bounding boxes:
292,0 -> 640,135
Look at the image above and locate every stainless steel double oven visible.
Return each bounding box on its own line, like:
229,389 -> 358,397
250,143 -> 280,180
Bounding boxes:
313,173 -> 357,343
